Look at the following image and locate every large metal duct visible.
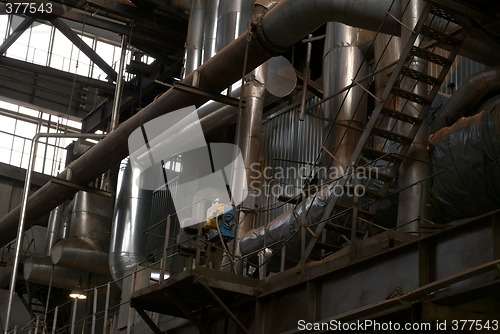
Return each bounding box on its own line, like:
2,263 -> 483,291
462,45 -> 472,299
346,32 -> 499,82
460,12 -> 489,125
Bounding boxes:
431,67 -> 500,133
7,0 -> 475,249
183,0 -> 207,78
51,191 -> 114,276
322,22 -> 368,167
203,0 -> 220,62
429,96 -> 500,220
109,158 -> 153,282
23,256 -> 85,291
215,0 -> 252,52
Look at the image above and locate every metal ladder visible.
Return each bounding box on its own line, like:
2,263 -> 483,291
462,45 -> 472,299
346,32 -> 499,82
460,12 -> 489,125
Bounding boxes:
304,3 -> 467,260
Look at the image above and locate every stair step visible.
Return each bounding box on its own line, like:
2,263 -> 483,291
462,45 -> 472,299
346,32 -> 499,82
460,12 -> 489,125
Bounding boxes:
316,241 -> 342,251
391,87 -> 432,105
420,25 -> 462,47
381,107 -> 422,124
371,126 -> 413,144
400,66 -> 442,86
325,222 -> 365,236
429,6 -> 457,23
410,46 -> 453,67
362,147 -> 403,163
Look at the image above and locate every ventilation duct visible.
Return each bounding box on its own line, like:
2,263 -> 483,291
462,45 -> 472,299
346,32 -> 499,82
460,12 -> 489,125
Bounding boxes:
109,158 -> 153,282
429,96 -> 500,220
50,191 -> 113,276
183,0 -> 206,78
24,256 -> 85,290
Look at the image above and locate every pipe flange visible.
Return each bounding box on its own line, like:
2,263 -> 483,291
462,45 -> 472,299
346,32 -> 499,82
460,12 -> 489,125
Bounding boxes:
253,0 -> 278,11
251,16 -> 288,57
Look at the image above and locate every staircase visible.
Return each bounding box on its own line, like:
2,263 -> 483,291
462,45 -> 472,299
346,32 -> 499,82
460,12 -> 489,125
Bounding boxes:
304,3 -> 467,259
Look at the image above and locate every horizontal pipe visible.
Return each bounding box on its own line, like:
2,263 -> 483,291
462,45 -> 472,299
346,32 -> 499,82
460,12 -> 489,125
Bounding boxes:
51,238 -> 111,276
430,67 -> 500,133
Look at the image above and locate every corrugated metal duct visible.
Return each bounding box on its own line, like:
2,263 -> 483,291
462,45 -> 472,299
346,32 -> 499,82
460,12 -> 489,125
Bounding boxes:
2,0 -> 497,247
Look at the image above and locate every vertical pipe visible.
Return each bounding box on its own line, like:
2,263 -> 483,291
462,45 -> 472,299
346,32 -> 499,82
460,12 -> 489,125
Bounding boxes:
397,0 -> 430,232
322,22 -> 368,168
233,63 -> 267,265
44,204 -> 65,257
70,298 -> 77,334
109,34 -> 128,132
51,306 -> 58,334
102,283 -> 111,334
91,287 -> 98,334
183,0 -> 207,78
299,34 -> 313,121
373,34 -> 401,149
203,0 -> 220,62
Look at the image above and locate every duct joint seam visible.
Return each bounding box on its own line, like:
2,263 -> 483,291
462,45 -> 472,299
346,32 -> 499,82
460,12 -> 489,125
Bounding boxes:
252,16 -> 288,57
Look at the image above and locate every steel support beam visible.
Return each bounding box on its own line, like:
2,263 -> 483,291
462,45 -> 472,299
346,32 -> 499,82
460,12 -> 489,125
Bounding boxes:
199,278 -> 250,334
0,17 -> 36,55
134,308 -> 162,334
50,18 -> 118,82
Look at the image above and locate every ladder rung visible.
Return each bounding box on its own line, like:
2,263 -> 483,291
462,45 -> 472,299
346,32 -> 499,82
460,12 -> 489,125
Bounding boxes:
370,170 -> 393,182
372,126 -> 413,144
409,46 -> 453,67
381,107 -> 422,124
420,25 -> 462,47
391,87 -> 432,105
400,66 -> 442,86
362,147 -> 403,163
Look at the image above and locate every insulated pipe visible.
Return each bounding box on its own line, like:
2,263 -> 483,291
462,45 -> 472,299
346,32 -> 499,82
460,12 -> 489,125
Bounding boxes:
203,0 -> 220,62
44,204 -> 65,257
109,158 -> 153,282
0,0 -> 407,249
183,0 -> 207,78
322,22 -> 368,169
233,62 -> 268,263
430,67 -> 500,133
51,191 -> 114,276
215,0 -> 252,52
24,256 -> 85,290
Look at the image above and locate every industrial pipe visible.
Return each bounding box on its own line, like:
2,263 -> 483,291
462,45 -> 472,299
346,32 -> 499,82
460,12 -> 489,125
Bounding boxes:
183,0 -> 206,78
109,158 -> 153,282
51,191 -> 114,276
430,67 -> 500,133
